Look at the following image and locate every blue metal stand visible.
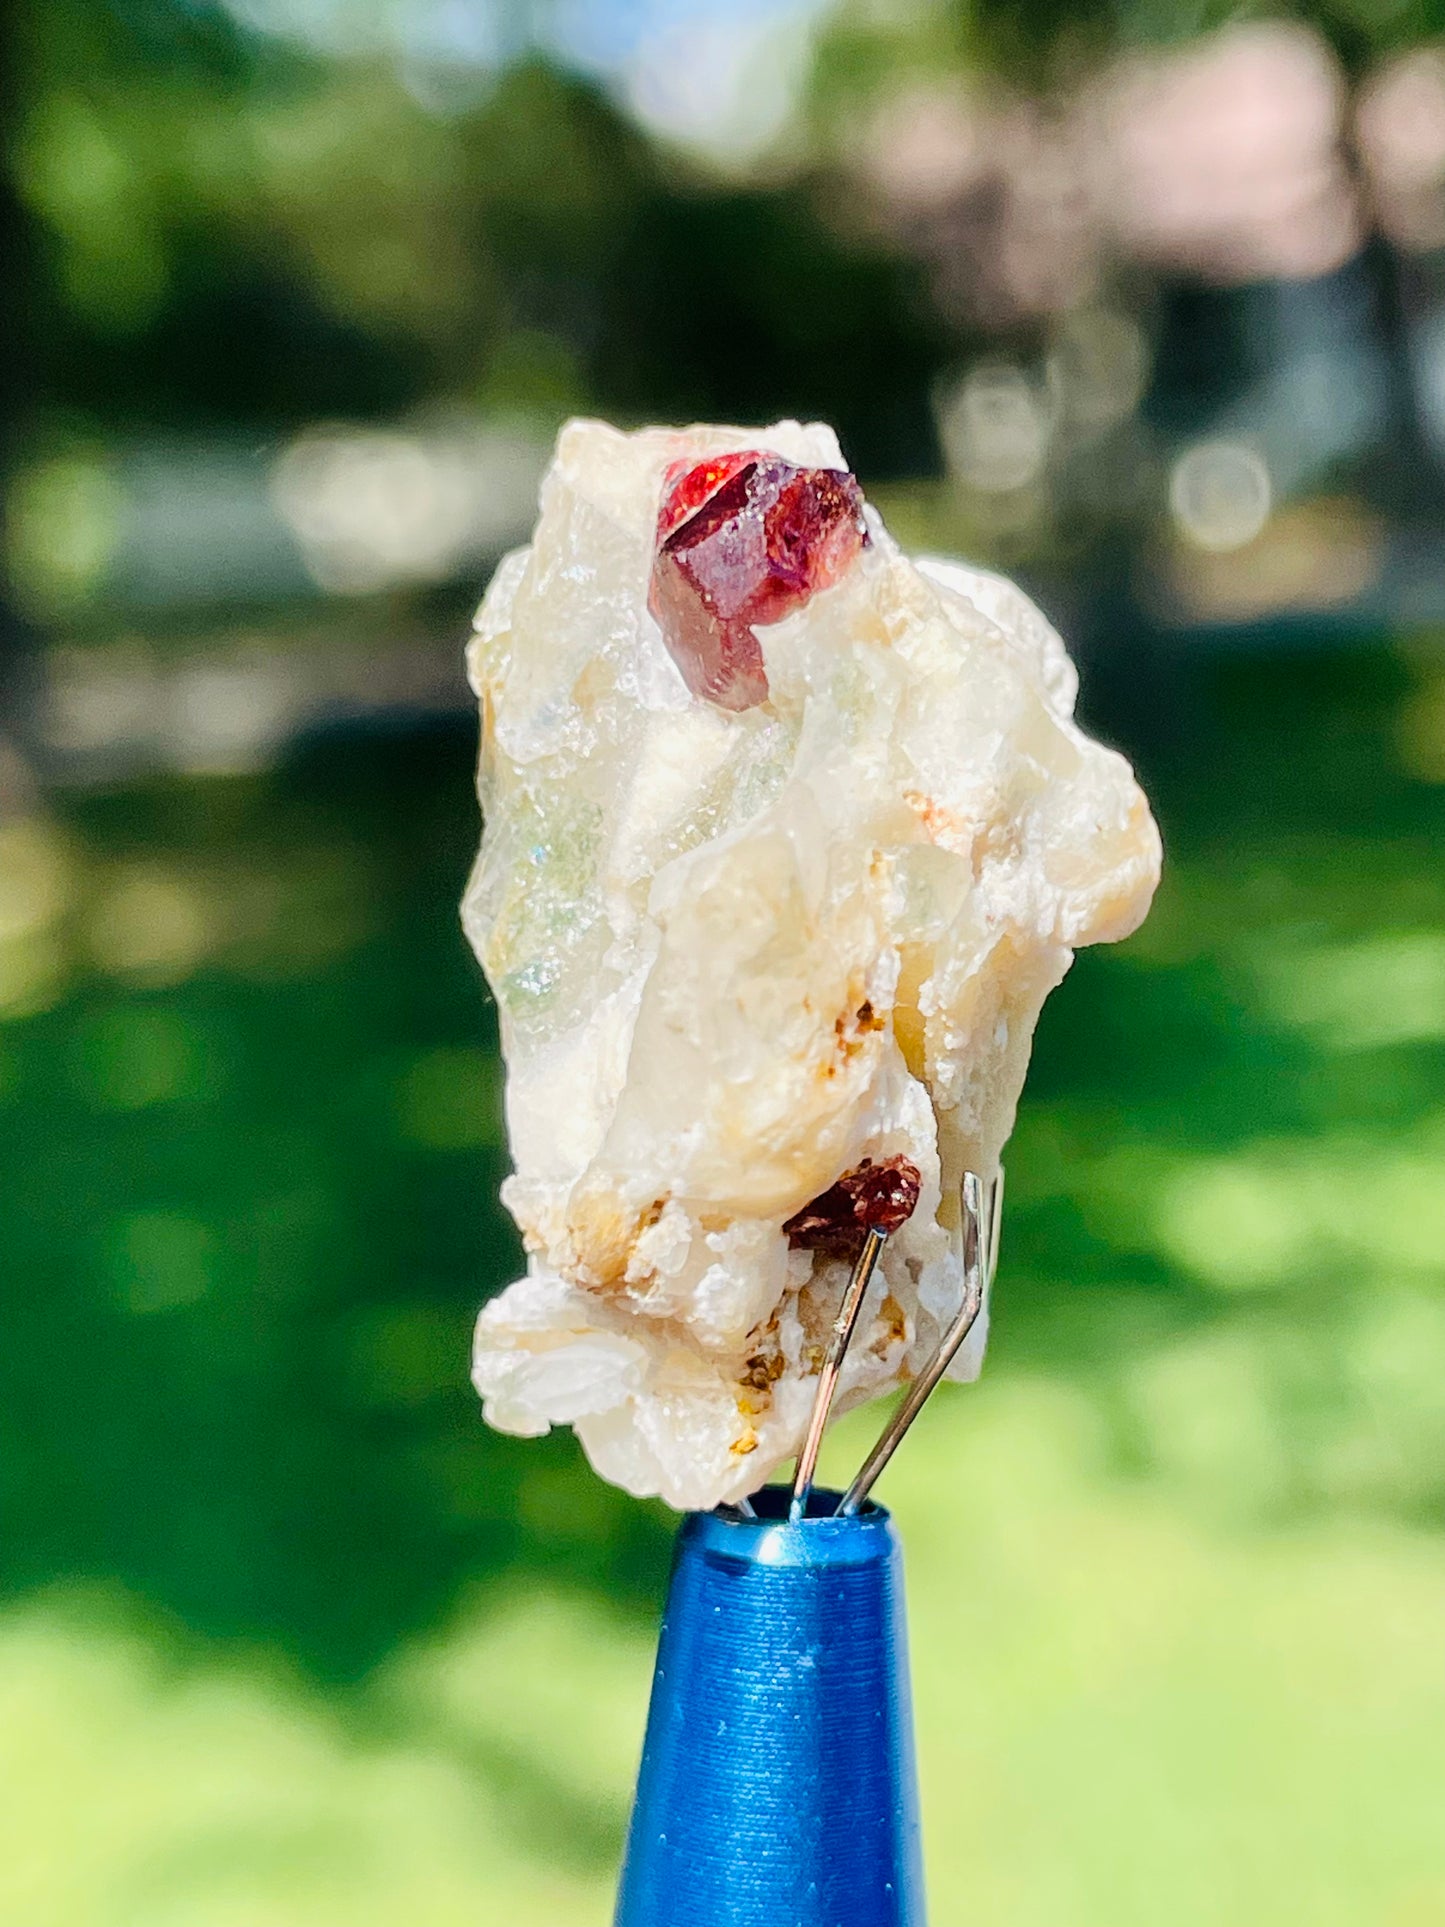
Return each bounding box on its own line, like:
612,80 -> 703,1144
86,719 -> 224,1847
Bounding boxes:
614,1487 -> 924,1927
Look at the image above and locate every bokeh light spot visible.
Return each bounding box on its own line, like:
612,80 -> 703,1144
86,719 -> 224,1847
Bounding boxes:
1046,307 -> 1150,436
395,1047 -> 501,1151
73,1007 -> 214,1112
1157,1159 -> 1316,1292
938,361 -> 1053,494
1169,440 -> 1272,552
0,819 -> 75,944
87,866 -> 215,985
345,1305 -> 465,1408
270,425 -> 547,596
109,1213 -> 215,1315
1250,930 -> 1445,1050
0,931 -> 69,1023
4,454 -> 124,619
1395,658 -> 1445,783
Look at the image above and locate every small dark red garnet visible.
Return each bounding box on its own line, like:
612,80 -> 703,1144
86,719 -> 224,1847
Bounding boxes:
648,450 -> 869,712
783,1155 -> 922,1257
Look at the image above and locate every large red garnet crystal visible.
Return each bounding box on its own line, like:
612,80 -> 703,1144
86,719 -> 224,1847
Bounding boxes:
648,450 -> 868,712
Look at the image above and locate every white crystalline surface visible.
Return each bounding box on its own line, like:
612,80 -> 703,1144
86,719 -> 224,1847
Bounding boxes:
464,418 -> 1160,1510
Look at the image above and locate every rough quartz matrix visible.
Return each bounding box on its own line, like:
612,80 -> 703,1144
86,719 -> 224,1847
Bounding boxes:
464,418 -> 1160,1509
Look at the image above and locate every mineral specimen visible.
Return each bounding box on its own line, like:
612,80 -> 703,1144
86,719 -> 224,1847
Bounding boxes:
464,417 -> 1160,1510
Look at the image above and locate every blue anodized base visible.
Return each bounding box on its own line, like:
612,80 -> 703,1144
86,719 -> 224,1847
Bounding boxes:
614,1487 -> 924,1927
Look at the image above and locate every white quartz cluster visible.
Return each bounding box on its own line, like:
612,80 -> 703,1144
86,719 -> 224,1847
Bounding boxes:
464,418 -> 1160,1509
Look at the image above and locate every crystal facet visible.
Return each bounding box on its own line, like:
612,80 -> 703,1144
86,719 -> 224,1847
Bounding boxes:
783,1156 -> 923,1256
463,417 -> 1161,1510
648,452 -> 869,711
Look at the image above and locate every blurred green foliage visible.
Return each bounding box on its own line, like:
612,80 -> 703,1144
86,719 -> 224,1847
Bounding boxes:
3,648 -> 1445,1920
0,726 -> 669,1678
11,3 -> 948,475
814,0 -> 1445,91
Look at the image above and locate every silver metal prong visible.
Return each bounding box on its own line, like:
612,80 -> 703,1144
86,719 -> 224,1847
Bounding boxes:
839,1169 -> 991,1515
735,1495 -> 757,1519
986,1164 -> 1004,1288
789,1225 -> 888,1522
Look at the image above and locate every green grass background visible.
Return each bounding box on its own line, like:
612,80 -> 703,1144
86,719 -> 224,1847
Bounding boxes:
3,642 -> 1445,1924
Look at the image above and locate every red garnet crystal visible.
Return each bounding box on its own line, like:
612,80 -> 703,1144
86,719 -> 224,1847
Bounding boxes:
648,450 -> 869,712
783,1155 -> 922,1257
